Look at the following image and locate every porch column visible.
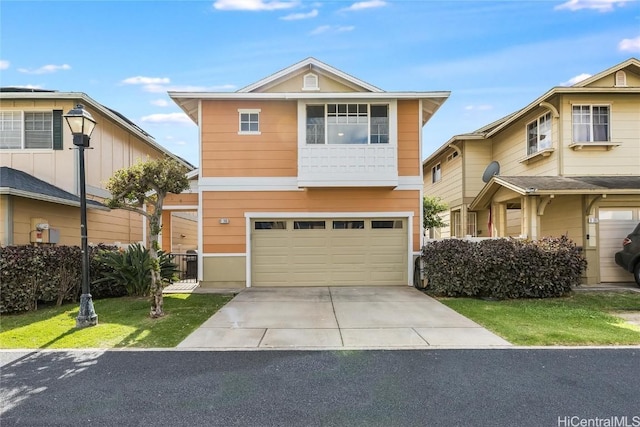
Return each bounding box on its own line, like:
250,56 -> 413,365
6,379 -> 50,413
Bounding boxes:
522,196 -> 541,240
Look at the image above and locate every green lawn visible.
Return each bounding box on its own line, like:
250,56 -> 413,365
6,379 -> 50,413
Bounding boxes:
0,293 -> 233,349
440,292 -> 640,346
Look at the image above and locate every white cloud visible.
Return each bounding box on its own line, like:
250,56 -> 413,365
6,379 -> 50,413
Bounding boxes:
213,0 -> 298,11
280,8 -> 318,20
464,105 -> 493,111
0,60 -> 9,70
140,113 -> 192,125
560,73 -> 592,86
151,99 -> 170,107
174,140 -> 187,146
342,0 -> 387,11
554,0 -> 629,12
17,64 -> 71,74
310,25 -> 355,35
122,76 -> 171,85
619,36 -> 640,52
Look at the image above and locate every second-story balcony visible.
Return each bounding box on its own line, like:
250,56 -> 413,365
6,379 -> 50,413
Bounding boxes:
298,144 -> 398,187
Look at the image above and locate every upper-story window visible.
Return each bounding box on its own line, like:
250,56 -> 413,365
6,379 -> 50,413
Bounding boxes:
432,163 -> 441,183
0,111 -> 61,150
572,105 -> 609,142
238,109 -> 260,135
526,112 -> 552,155
305,103 -> 389,144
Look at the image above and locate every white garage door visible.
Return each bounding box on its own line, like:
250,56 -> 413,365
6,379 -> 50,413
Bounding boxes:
599,209 -> 639,282
251,218 -> 408,286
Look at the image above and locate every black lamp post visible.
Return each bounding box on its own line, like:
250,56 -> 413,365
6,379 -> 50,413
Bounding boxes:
64,104 -> 98,328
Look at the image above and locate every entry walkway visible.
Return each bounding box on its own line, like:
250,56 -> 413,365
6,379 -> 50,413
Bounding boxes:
177,286 -> 511,350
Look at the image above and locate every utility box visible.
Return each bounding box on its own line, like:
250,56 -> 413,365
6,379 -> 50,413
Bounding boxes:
49,228 -> 60,244
30,218 -> 49,243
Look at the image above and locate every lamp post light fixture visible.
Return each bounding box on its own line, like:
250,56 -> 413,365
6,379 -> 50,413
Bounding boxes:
64,104 -> 98,328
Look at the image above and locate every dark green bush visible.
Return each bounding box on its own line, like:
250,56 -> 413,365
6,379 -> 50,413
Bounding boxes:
1,244 -> 122,314
421,236 -> 586,299
93,243 -> 178,296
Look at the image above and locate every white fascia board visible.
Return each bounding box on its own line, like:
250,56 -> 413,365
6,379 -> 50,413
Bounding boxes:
198,177 -> 423,191
168,91 -> 450,101
237,57 -> 385,93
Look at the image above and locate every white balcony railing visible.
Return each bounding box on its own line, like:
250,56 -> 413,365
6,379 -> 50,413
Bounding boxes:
298,144 -> 398,187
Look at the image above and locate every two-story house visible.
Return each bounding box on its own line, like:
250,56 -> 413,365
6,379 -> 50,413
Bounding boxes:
169,58 -> 449,288
423,58 -> 640,285
0,88 -> 194,249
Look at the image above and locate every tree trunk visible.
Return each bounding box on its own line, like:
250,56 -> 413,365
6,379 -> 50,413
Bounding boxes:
149,216 -> 164,318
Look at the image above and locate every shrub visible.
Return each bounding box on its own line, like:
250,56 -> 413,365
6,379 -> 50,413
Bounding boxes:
0,244 -> 123,314
93,243 -> 178,296
421,236 -> 586,299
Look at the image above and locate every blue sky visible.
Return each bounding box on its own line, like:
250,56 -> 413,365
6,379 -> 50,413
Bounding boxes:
1,0 -> 639,167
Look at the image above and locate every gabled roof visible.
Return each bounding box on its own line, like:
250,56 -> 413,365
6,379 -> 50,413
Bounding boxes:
0,89 -> 193,170
423,58 -> 640,165
469,175 -> 640,210
238,57 -> 384,93
0,167 -> 108,210
170,58 -> 450,125
571,57 -> 640,88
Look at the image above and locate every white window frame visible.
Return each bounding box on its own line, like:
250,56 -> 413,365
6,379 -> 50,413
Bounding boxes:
572,104 -> 610,143
303,102 -> 390,145
526,112 -> 552,155
238,109 -> 261,135
431,163 -> 441,183
0,110 -> 54,150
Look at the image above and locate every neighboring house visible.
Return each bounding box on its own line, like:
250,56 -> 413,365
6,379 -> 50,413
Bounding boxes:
0,88 -> 194,249
423,58 -> 640,284
169,57 -> 449,288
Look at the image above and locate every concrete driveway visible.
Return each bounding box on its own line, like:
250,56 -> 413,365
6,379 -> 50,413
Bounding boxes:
177,286 -> 511,350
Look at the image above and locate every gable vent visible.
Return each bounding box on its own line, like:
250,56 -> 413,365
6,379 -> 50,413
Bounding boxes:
303,73 -> 319,91
615,70 -> 627,87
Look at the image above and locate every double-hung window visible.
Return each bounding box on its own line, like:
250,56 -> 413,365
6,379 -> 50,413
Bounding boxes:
572,105 -> 610,142
305,103 -> 389,144
0,111 -> 61,150
526,112 -> 552,155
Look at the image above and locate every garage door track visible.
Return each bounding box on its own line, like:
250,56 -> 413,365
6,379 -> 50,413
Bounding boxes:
177,286 -> 511,350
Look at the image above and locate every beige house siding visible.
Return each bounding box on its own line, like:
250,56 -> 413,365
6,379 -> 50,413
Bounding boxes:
540,195 -> 584,246
560,94 -> 640,176
264,74 -> 358,93
200,100 -> 298,178
491,111 -> 559,177
7,197 -> 140,246
464,142 -> 492,198
0,99 -> 163,195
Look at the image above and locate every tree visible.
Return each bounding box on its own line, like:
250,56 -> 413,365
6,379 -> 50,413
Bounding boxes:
105,157 -> 189,318
423,196 -> 448,230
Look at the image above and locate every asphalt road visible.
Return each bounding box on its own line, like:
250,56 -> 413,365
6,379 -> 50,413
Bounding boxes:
1,349 -> 639,427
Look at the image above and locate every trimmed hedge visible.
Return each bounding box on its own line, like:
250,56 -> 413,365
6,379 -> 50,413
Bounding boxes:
0,244 -> 125,314
421,236 -> 587,299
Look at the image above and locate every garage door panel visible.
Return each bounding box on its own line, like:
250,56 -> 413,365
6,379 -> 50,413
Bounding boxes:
599,209 -> 638,282
252,217 -> 408,286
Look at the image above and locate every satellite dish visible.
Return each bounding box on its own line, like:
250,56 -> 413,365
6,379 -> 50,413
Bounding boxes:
482,161 -> 500,183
